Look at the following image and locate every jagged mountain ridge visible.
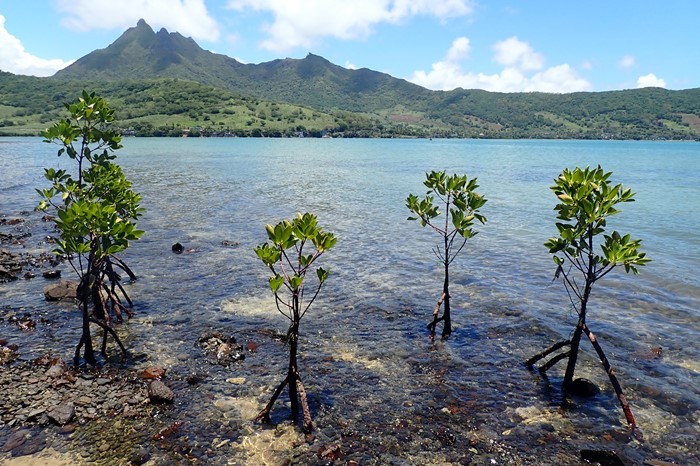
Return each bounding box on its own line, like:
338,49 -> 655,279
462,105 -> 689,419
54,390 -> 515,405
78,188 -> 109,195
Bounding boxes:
53,19 -> 429,114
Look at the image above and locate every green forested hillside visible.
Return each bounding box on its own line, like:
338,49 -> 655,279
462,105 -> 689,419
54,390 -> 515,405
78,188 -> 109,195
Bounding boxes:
0,73 -> 377,137
1,19 -> 698,139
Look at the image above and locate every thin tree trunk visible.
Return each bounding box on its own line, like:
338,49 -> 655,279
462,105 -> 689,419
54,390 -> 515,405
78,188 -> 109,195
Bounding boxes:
442,260 -> 451,339
564,232 -> 594,389
75,274 -> 96,367
288,326 -> 299,421
563,321 -> 583,389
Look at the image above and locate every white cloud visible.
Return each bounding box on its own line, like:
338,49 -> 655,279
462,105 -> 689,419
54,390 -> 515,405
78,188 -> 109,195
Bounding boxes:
55,0 -> 220,42
409,36 -> 591,93
0,15 -> 73,76
619,54 -> 635,69
345,60 -> 358,70
493,36 -> 544,71
226,0 -> 474,52
446,36 -> 470,62
637,73 -> 666,88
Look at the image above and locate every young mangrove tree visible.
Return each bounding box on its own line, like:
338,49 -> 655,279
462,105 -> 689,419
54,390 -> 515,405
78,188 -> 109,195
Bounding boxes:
38,91 -> 144,366
254,212 -> 336,433
406,170 -> 487,339
525,165 -> 649,435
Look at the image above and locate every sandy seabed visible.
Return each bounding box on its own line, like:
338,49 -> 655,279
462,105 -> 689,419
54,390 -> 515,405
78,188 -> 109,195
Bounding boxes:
1,448 -> 76,466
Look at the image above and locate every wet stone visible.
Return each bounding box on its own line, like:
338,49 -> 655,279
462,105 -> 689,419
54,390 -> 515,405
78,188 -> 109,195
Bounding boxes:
568,378 -> 600,397
580,449 -> 626,466
2,429 -> 30,452
43,280 -> 78,301
139,366 -> 166,379
148,380 -> 175,404
130,448 -> 151,465
42,270 -> 61,279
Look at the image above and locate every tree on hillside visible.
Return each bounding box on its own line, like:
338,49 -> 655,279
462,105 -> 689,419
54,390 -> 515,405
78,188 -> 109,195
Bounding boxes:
254,212 -> 336,433
525,165 -> 649,436
38,91 -> 144,366
406,170 -> 487,339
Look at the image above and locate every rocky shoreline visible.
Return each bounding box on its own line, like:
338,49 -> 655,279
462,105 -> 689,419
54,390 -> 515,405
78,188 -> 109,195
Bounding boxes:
0,354 -> 179,464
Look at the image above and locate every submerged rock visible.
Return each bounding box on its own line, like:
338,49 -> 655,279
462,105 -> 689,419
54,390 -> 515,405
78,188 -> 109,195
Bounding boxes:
2,429 -> 30,452
43,280 -> 79,301
42,270 -> 61,279
580,449 -> 626,466
147,380 -> 175,404
196,331 -> 245,366
568,378 -> 601,397
139,366 -> 166,379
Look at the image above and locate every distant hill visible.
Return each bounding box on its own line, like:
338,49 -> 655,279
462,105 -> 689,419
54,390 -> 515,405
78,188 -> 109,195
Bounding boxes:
53,20 -> 432,114
2,19 -> 698,139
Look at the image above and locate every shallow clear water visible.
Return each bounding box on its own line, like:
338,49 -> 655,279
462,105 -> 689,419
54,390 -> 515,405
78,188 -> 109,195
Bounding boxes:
1,137 -> 699,464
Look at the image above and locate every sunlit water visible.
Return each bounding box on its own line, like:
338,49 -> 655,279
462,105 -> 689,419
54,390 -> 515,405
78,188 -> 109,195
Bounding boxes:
1,137 -> 699,464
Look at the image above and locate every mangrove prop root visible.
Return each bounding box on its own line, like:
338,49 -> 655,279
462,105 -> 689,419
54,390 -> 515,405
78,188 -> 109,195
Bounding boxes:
525,340 -> 571,367
433,292 -> 447,317
89,318 -> 128,357
539,350 -> 571,373
427,292 -> 447,337
110,255 -> 137,281
256,374 -> 314,433
256,377 -> 289,424
296,377 -> 313,433
582,323 -> 640,436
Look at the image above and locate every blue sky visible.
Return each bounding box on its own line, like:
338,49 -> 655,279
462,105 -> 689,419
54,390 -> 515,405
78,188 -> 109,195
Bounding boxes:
0,0 -> 697,93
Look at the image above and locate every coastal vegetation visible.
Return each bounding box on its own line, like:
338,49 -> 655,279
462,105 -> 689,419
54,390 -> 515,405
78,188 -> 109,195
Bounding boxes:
0,19 -> 699,139
406,171 -> 487,339
38,91 -> 144,366
254,212 -> 337,432
525,166 -> 649,435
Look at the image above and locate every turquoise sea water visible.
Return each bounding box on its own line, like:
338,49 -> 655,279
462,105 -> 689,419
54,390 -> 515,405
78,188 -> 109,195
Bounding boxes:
1,137 -> 699,464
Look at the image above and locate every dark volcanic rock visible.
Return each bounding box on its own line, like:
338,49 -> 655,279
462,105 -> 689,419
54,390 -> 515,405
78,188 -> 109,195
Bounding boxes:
580,449 -> 626,466
43,280 -> 78,301
148,380 -> 175,404
568,378 -> 601,397
42,269 -> 61,279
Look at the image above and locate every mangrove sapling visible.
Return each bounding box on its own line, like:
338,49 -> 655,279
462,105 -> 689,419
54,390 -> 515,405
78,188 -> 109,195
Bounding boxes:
406,170 -> 487,339
38,91 -> 144,366
254,212 -> 336,433
525,165 -> 649,435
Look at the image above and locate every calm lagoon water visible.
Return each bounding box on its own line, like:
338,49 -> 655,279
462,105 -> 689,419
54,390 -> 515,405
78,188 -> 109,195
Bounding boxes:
1,137 -> 699,464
